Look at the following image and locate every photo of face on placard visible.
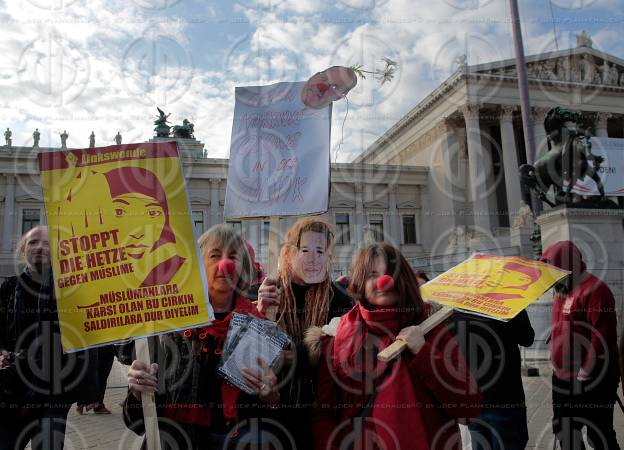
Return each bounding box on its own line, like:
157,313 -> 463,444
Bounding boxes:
300,66 -> 358,110
291,231 -> 329,285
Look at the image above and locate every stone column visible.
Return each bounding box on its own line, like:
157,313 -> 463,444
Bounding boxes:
354,183 -> 364,243
419,186 -> 431,249
2,176 -> 15,251
387,185 -> 400,246
433,119 -> 462,228
595,112 -> 611,138
532,107 -> 550,160
499,105 -> 523,221
209,179 -> 220,226
462,103 -> 490,232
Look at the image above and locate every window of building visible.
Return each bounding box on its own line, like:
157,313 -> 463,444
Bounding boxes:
402,215 -> 417,244
263,221 -> 270,244
335,213 -> 350,245
22,208 -> 40,234
368,214 -> 384,242
227,220 -> 243,235
192,210 -> 204,234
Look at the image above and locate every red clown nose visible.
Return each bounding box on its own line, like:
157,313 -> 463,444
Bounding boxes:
315,82 -> 329,94
376,274 -> 394,292
217,259 -> 236,276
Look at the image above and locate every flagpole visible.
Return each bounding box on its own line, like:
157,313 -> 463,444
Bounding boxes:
509,0 -> 541,215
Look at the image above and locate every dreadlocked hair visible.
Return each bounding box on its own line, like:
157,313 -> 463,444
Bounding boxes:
276,217 -> 335,345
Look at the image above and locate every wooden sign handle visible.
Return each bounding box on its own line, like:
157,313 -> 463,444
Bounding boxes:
265,216 -> 280,321
135,338 -> 162,450
377,306 -> 453,362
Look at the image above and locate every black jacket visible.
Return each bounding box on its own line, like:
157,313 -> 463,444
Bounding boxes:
448,310 -> 535,409
0,271 -> 98,410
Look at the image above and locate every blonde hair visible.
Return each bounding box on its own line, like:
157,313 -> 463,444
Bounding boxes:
277,217 -> 334,345
198,224 -> 253,296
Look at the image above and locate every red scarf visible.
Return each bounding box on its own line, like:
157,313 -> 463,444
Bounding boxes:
332,303 -> 402,394
164,295 -> 264,427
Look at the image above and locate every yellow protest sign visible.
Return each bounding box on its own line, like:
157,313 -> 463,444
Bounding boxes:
39,142 -> 213,352
420,254 -> 569,320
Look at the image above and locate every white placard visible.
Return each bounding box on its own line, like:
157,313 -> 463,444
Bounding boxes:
224,81 -> 331,218
570,137 -> 624,196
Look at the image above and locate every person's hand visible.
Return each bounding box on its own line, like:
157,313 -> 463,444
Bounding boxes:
257,276 -> 281,315
576,367 -> 591,383
242,358 -> 279,404
128,360 -> 159,401
0,350 -> 12,368
396,326 -> 426,355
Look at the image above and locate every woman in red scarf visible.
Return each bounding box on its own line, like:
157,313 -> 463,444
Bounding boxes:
123,225 -> 280,449
310,243 -> 481,450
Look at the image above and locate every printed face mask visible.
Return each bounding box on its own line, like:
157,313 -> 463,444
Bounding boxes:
292,231 -> 328,285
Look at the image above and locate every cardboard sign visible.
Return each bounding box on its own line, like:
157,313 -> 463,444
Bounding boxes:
39,142 -> 213,352
570,137 -> 624,196
420,254 -> 568,320
224,81 -> 331,218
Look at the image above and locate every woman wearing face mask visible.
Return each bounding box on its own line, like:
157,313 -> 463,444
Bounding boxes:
256,217 -> 353,449
309,243 -> 481,450
124,225 -> 279,449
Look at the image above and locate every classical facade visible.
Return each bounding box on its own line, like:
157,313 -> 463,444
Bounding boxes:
1,33 -> 622,346
0,136 -> 427,278
357,33 -> 624,257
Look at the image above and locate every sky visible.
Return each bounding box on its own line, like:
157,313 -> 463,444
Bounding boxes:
0,0 -> 622,162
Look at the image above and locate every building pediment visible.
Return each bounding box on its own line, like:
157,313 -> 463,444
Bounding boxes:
16,194 -> 42,202
189,195 -> 210,205
331,200 -> 355,208
470,46 -> 624,88
397,200 -> 419,209
364,200 -> 386,209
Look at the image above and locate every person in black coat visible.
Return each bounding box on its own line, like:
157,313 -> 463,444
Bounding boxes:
0,226 -> 97,450
448,309 -> 535,450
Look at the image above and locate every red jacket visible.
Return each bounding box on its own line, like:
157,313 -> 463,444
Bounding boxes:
541,240 -> 619,381
311,304 -> 481,450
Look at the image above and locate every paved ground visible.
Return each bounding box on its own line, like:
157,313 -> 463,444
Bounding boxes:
52,359 -> 624,449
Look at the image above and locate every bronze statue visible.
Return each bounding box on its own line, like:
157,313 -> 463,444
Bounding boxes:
520,107 -> 609,209
154,107 -> 171,137
171,118 -> 194,139
33,128 -> 40,148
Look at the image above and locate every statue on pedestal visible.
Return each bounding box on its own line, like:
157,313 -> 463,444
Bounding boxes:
115,131 -> 122,145
60,130 -> 68,149
89,131 -> 95,148
172,118 -> 194,139
154,107 -> 171,137
33,128 -> 40,148
4,128 -> 12,147
519,107 -> 609,209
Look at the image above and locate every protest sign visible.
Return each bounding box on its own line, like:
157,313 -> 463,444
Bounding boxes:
419,254 -> 568,320
39,142 -> 213,352
378,254 -> 568,362
569,137 -> 624,196
224,81 -> 331,218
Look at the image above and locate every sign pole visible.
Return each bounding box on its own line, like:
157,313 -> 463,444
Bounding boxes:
135,338 -> 162,450
266,216 -> 280,321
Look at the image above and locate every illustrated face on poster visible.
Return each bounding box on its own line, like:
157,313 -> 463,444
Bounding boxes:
39,143 -> 213,352
301,66 -> 357,109
102,167 -> 173,262
291,231 -> 328,285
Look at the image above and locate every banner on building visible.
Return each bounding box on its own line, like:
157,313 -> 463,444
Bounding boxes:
224,81 -> 331,218
570,137 -> 624,196
39,142 -> 213,352
420,254 -> 568,320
